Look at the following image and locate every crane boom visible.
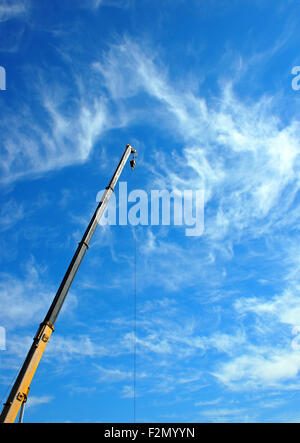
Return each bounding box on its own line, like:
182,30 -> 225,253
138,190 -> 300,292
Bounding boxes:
0,144 -> 137,423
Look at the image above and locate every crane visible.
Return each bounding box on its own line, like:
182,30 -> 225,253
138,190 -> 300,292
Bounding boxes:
0,144 -> 137,423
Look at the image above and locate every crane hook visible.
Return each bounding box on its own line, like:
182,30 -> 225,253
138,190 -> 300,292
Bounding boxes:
130,147 -> 137,171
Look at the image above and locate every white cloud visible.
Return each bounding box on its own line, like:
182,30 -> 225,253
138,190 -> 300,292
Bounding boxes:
95,37 -> 300,245
94,365 -> 132,382
0,258 -> 77,330
195,398 -> 221,407
3,35 -> 300,243
0,56 -> 135,184
0,0 -> 29,22
0,265 -> 50,330
213,244 -> 300,391
120,385 -> 134,399
46,335 -> 105,362
0,95 -> 109,184
235,288 -> 300,328
0,200 -> 24,232
199,406 -> 251,423
213,348 -> 300,391
2,35 -> 300,408
27,395 -> 53,409
78,0 -> 132,11
126,297 -> 246,361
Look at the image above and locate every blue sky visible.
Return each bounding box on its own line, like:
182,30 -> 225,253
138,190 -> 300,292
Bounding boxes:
0,0 -> 300,423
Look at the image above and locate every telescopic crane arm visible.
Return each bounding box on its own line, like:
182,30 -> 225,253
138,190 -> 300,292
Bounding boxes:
0,144 -> 137,423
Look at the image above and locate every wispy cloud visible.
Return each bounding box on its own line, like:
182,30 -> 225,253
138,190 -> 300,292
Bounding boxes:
199,406 -> 252,423
91,39 -> 300,399
0,57 -> 133,184
27,395 -> 53,409
1,30 -> 300,419
75,0 -> 133,12
94,37 -> 300,244
0,0 -> 29,22
0,199 -> 24,232
94,365 -> 132,382
0,257 -> 77,331
213,347 -> 300,391
0,94 -> 108,184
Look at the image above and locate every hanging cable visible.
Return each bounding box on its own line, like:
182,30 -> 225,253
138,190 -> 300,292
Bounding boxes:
133,163 -> 137,424
130,148 -> 138,423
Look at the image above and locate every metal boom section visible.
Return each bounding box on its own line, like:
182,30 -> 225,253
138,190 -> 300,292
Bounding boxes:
0,144 -> 137,423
